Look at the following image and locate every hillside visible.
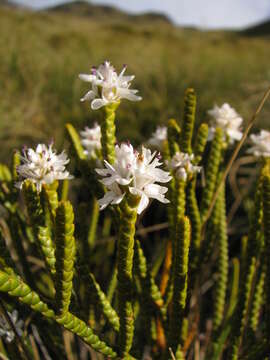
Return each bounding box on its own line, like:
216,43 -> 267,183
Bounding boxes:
0,3 -> 270,162
1,0 -> 17,7
242,19 -> 270,36
48,1 -> 172,24
48,1 -> 132,19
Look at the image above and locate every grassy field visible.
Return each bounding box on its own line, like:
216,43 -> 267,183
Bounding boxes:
1,2 -> 270,162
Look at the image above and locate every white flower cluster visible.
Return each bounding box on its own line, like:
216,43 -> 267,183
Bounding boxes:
168,152 -> 202,181
80,123 -> 101,159
17,143 -> 73,192
0,310 -> 23,343
79,61 -> 142,110
148,126 -> 167,150
208,103 -> 243,144
96,143 -> 171,214
247,129 -> 270,157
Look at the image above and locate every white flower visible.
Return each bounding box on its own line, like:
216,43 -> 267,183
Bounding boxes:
79,61 -> 142,110
80,123 -> 101,159
98,183 -> 125,211
96,144 -> 171,214
247,130 -> 270,157
168,152 -> 202,181
0,310 -> 24,343
96,143 -> 137,186
17,143 -> 73,192
129,146 -> 172,214
148,126 -> 167,150
208,103 -> 243,144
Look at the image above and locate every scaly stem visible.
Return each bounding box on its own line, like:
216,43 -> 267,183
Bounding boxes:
101,102 -> 120,164
167,119 -> 181,157
164,179 -> 186,309
22,181 -> 56,277
212,184 -> 229,332
263,174 -> 270,346
200,128 -> 223,222
0,270 -> 118,358
202,86 -> 270,228
168,216 -> 191,353
229,169 -> 265,359
180,88 -> 196,154
117,193 -> 140,357
249,259 -> 265,332
55,201 -> 76,314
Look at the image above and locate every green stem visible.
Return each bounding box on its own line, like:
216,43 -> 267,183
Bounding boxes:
229,168 -> 265,359
180,88 -> 196,154
87,196 -> 99,251
167,119 -> 181,157
200,128 -> 223,222
101,102 -> 120,164
168,216 -> 191,353
65,123 -> 86,161
117,193 -> 139,357
226,258 -> 240,321
0,270 -> 118,358
229,257 -> 256,359
55,201 -> 76,314
164,179 -> 186,309
186,178 -> 201,274
263,174 -> 270,344
193,123 -> 208,164
134,240 -> 166,322
61,179 -> 69,201
88,272 -> 120,332
208,259 -> 239,360
22,181 -> 56,276
249,259 -> 265,332
43,182 -> 59,220
212,184 -> 229,332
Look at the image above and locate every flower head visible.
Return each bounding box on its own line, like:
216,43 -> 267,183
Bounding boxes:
96,143 -> 137,187
247,130 -> 270,157
17,143 -> 73,192
96,143 -> 171,214
0,310 -> 24,343
148,126 -> 167,150
80,123 -> 101,159
208,103 -> 243,144
167,152 -> 202,181
79,61 -> 142,110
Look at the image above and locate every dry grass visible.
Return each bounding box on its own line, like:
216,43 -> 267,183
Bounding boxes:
0,5 -> 270,162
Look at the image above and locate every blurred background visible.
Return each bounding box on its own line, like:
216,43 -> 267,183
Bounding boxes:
1,0 -> 270,162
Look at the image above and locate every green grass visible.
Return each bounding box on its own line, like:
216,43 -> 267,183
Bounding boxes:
0,3 -> 270,162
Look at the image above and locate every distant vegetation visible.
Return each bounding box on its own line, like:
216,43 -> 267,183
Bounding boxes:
242,19 -> 270,37
0,1 -> 270,162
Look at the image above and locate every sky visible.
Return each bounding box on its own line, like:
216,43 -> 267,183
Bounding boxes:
11,0 -> 270,29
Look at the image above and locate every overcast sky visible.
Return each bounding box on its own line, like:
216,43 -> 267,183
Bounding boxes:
11,0 -> 270,29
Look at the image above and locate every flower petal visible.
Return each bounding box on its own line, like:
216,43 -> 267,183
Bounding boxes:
144,184 -> 169,203
137,193 -> 149,214
79,74 -> 95,82
91,98 -> 107,110
98,191 -> 115,210
117,88 -> 142,101
80,90 -> 96,102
